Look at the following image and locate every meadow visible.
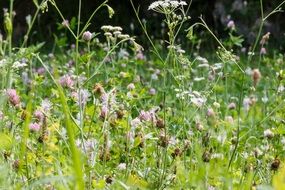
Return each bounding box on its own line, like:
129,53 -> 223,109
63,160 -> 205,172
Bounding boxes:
1,0 -> 285,189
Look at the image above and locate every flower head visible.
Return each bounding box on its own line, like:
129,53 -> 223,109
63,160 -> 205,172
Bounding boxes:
29,123 -> 41,132
82,31 -> 92,41
6,89 -> 20,107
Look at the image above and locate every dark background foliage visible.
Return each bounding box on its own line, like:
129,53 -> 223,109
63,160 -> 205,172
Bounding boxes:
0,0 -> 284,49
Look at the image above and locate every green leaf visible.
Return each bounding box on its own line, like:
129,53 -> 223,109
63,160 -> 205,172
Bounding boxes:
127,174 -> 148,189
0,133 -> 13,150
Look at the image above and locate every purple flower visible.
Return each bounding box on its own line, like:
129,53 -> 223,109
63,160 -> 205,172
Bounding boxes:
227,20 -> 235,30
34,110 -> 44,121
260,47 -> 267,55
149,88 -> 156,95
139,110 -> 151,121
29,123 -> 41,132
6,89 -> 20,107
59,75 -> 74,89
82,31 -> 92,41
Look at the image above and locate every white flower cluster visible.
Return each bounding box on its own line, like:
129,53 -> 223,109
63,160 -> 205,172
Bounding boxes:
148,0 -> 187,11
101,25 -> 131,40
175,89 -> 206,108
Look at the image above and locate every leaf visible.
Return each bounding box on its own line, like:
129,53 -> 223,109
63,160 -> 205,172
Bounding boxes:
127,174 -> 148,189
0,133 -> 13,150
92,179 -> 105,189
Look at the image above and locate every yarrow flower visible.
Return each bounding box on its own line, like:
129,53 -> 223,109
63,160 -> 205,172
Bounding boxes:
148,0 -> 187,13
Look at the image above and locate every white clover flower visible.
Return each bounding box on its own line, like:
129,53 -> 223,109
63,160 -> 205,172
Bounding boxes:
243,97 -> 251,111
41,99 -> 52,112
264,129 -> 274,138
117,163 -> 127,170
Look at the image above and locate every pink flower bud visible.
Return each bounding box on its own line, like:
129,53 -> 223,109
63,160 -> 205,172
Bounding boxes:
82,31 -> 92,41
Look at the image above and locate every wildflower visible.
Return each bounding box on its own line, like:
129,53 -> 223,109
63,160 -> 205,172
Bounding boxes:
117,163 -> 127,170
196,122 -> 204,131
225,116 -> 234,124
253,147 -> 263,157
260,47 -> 267,55
228,102 -> 236,110
59,75 -> 74,89
37,67 -> 46,75
84,139 -> 97,152
206,108 -> 215,117
72,89 -> 91,106
48,53 -> 54,59
243,97 -> 252,111
191,97 -> 206,108
156,118 -> 165,129
130,118 -> 141,128
260,32 -> 270,45
41,99 -> 52,113
227,20 -> 235,30
6,89 -> 20,107
149,88 -> 156,95
252,69 -> 261,86
29,123 -> 41,132
61,19 -> 69,28
148,0 -> 187,12
139,110 -> 152,122
34,110 -> 44,121
0,111 -> 3,120
119,72 -> 127,78
100,105 -> 108,120
264,129 -> 274,139
136,51 -> 145,60
93,83 -> 105,95
127,83 -> 135,90
82,31 -> 92,41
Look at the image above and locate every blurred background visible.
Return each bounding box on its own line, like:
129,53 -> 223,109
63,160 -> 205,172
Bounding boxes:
0,0 -> 284,50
